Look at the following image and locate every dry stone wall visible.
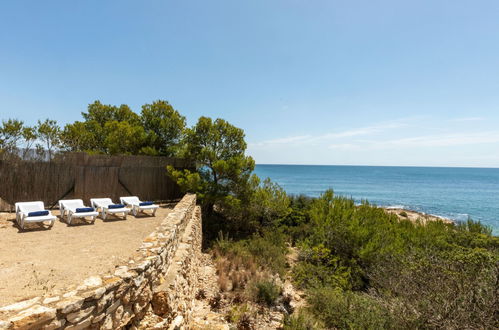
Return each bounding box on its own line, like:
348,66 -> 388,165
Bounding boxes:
0,194 -> 202,330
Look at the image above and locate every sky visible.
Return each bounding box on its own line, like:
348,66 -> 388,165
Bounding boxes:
1,0 -> 499,167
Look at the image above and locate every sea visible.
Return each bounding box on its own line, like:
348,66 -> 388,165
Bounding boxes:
254,165 -> 499,235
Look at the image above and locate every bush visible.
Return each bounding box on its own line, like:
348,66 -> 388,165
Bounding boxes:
283,312 -> 324,330
251,280 -> 282,306
292,261 -> 351,290
294,189 -> 499,328
307,287 -> 393,329
226,303 -> 252,323
369,249 -> 499,328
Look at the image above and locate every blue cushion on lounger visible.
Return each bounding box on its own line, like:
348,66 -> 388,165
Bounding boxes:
108,204 -> 125,209
139,201 -> 154,206
75,207 -> 94,213
27,210 -> 49,217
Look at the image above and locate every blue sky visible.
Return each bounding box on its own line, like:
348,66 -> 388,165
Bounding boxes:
1,0 -> 499,167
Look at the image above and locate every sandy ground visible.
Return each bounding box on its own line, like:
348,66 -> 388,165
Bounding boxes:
0,205 -> 173,307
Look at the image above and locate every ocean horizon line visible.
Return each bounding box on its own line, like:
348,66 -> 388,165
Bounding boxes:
256,163 -> 499,169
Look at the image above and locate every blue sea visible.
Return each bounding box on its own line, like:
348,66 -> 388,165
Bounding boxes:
254,165 -> 499,235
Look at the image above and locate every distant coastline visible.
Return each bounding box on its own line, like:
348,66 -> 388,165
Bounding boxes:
384,207 -> 454,225
254,164 -> 499,235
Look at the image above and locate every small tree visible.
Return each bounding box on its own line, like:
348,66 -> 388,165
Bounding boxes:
36,119 -> 61,161
168,117 -> 255,215
0,119 -> 24,157
21,126 -> 38,159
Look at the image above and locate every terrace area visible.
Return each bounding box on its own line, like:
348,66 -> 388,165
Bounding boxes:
0,205 -> 173,307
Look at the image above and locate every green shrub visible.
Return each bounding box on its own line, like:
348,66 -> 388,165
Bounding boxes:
307,287 -> 393,329
369,248 -> 499,328
251,279 -> 282,306
294,189 -> 498,328
283,312 -> 324,330
226,303 -> 252,323
292,245 -> 352,290
399,211 -> 408,217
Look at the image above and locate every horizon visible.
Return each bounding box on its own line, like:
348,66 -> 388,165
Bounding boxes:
255,163 -> 499,169
1,1 -> 499,167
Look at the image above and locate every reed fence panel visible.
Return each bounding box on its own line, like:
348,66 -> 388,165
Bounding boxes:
0,153 -> 192,210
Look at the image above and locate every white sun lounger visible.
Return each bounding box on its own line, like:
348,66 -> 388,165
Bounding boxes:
59,199 -> 99,225
90,198 -> 130,220
120,196 -> 159,216
15,201 -> 56,230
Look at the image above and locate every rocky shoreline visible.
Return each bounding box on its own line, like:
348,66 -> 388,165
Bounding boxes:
384,207 -> 454,225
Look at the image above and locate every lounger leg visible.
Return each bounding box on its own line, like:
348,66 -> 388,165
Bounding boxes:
102,211 -> 106,220
68,214 -> 72,225
152,209 -> 157,216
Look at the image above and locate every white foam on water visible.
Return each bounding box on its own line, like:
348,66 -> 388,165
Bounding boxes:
385,205 -> 406,210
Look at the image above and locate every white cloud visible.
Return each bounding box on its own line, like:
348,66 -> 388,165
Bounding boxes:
248,118 -> 499,166
376,131 -> 499,148
250,119 -> 409,148
319,122 -> 407,139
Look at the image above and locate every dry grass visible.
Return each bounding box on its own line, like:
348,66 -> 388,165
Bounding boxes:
213,248 -> 264,293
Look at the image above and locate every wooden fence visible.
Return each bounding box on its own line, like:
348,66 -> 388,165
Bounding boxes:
0,153 -> 193,211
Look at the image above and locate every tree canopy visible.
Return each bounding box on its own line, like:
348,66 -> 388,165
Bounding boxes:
60,100 -> 185,156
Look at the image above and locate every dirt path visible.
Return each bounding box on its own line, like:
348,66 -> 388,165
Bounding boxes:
0,205 -> 172,306
190,254 -> 230,330
283,247 -> 306,312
